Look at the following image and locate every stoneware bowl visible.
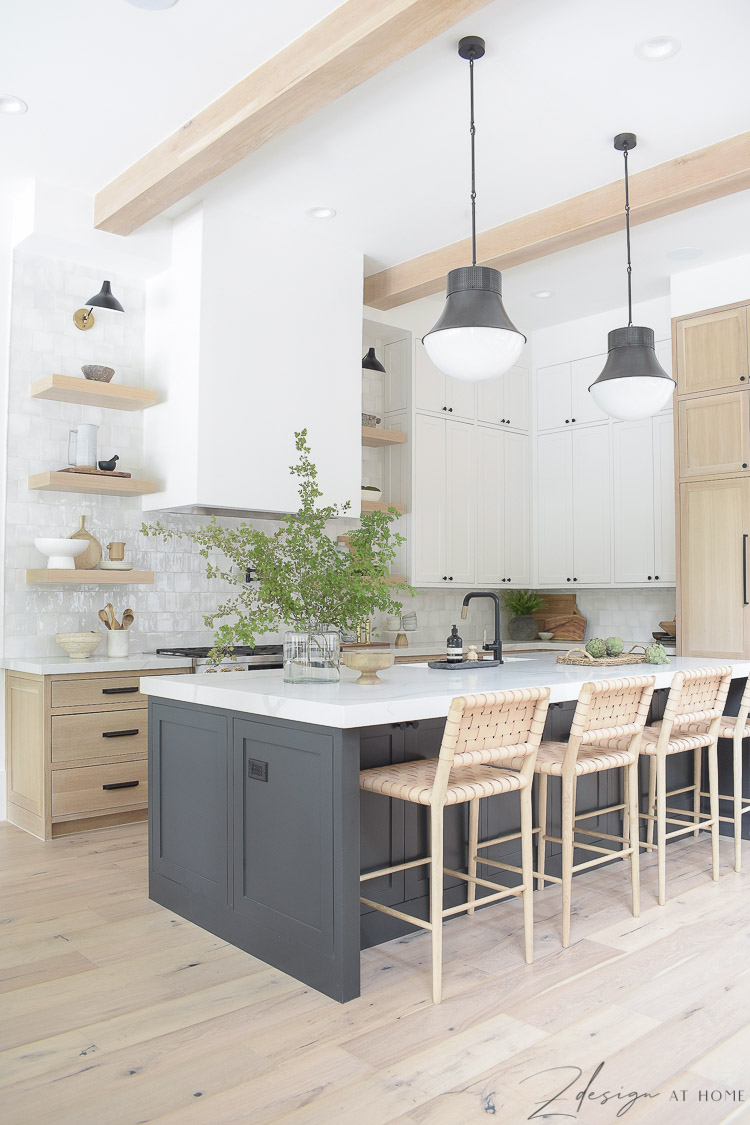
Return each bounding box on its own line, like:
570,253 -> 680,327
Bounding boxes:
34,537 -> 88,570
342,651 -> 395,685
538,631 -> 554,641
81,365 -> 115,382
55,631 -> 103,661
361,486 -> 382,503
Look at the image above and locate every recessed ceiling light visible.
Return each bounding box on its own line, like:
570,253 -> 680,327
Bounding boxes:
666,247 -> 703,261
125,0 -> 179,8
635,36 -> 681,61
306,206 -> 337,220
0,95 -> 28,115
532,290 -> 554,299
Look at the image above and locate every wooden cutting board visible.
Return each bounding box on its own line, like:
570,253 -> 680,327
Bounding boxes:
544,614 -> 587,642
531,594 -> 581,625
70,515 -> 102,570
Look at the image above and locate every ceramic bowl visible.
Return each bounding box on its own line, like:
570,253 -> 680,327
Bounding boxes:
34,537 -> 88,570
342,651 -> 395,685
55,631 -> 103,661
82,365 -> 115,382
658,619 -> 677,637
361,487 -> 382,503
538,631 -> 554,641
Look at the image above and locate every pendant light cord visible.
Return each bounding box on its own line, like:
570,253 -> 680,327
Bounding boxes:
623,147 -> 633,327
469,55 -> 477,267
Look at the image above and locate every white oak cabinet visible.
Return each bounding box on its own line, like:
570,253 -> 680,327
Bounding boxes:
536,425 -> 611,586
413,415 -> 476,585
612,416 -> 676,585
476,426 -> 530,585
414,338 -> 475,421
476,366 -> 530,431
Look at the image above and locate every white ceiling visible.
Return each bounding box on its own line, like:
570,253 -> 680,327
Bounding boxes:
3,0 -> 750,330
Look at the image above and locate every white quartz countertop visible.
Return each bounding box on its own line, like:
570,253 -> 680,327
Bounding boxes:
355,640 -> 572,658
140,654 -> 749,729
1,654 -> 192,676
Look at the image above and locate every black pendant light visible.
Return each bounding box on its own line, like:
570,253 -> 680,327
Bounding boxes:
362,347 -> 386,373
423,35 -> 525,382
589,134 -> 675,420
73,280 -> 125,331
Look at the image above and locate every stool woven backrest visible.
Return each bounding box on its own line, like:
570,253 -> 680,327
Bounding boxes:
664,668 -> 733,733
433,687 -> 550,806
562,676 -> 657,771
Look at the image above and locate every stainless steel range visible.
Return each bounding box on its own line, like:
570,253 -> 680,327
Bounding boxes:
155,645 -> 283,674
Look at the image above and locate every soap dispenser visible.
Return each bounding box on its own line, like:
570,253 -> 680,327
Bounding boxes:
446,624 -> 463,664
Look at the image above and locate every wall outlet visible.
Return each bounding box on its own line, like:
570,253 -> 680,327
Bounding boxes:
247,758 -> 268,783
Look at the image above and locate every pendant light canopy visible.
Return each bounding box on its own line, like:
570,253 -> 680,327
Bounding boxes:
362,347 -> 386,373
423,36 -> 525,383
589,134 -> 675,420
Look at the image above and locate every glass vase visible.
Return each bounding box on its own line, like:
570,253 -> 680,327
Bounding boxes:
283,627 -> 341,684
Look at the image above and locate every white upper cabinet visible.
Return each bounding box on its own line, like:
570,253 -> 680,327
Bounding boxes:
612,415 -> 676,585
476,427 -> 530,586
414,338 -> 475,421
536,425 -> 611,586
445,420 -> 477,584
477,366 -> 529,430
537,362 -> 572,430
413,414 -> 447,584
503,430 -> 530,583
571,355 -> 609,425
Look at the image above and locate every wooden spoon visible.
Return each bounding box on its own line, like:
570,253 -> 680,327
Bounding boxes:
121,609 -> 134,630
106,603 -> 120,629
98,608 -> 112,630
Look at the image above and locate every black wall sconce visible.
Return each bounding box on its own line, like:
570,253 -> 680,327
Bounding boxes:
73,280 -> 125,331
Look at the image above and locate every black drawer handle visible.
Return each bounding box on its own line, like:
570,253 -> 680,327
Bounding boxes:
102,780 -> 140,791
102,729 -> 140,738
102,686 -> 139,695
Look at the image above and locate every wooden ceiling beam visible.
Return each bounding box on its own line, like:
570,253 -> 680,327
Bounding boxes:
94,0 -> 493,236
364,130 -> 750,310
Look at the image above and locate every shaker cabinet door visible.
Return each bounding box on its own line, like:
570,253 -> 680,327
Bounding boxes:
536,430 -> 573,584
414,338 -> 446,414
612,419 -> 655,584
413,414 -> 446,584
536,362 -> 572,431
445,420 -> 476,584
653,412 -> 676,584
503,431 -> 530,583
571,424 -> 611,584
676,306 -> 749,396
476,425 -> 504,586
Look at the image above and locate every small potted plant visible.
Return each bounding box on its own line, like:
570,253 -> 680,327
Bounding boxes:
143,430 -> 413,683
501,588 -> 545,642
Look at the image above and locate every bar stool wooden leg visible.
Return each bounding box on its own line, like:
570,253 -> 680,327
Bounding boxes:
708,742 -> 720,881
467,799 -> 479,916
657,752 -> 667,906
520,782 -> 534,964
537,773 -> 548,890
561,770 -> 575,948
622,767 -> 630,854
693,746 -> 702,837
733,732 -> 743,873
627,759 -> 640,918
647,755 -> 657,848
430,805 -> 444,1005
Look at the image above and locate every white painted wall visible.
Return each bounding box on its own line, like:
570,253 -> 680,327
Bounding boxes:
531,295 -> 671,368
144,198 -> 363,516
670,253 -> 750,318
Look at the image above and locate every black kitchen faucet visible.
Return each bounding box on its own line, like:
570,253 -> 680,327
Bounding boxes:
460,591 -> 503,664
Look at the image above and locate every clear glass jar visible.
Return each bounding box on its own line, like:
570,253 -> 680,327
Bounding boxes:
283,626 -> 341,684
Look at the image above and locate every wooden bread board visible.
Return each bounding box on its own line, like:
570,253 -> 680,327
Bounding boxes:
59,467 -> 132,479
543,614 -> 587,642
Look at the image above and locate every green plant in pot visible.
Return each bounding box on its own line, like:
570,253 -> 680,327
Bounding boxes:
143,429 -> 414,683
501,589 -> 545,642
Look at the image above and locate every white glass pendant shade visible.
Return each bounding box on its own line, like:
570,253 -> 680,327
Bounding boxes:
589,326 -> 675,421
423,266 -> 526,382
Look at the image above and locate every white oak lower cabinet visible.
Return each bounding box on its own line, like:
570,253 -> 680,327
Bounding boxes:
5,665 -> 185,839
536,424 -> 611,586
612,414 -> 676,585
476,425 -> 530,585
679,477 -> 750,658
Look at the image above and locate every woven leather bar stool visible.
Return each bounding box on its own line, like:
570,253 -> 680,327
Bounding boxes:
531,676 -> 656,948
603,667 -> 732,905
359,687 -> 550,1004
691,676 -> 750,872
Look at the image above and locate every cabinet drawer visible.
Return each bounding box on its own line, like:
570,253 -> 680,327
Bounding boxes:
51,675 -> 147,709
52,708 -> 148,765
52,759 -> 148,818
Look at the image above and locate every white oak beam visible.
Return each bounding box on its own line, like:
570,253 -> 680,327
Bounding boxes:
94,0 -> 493,236
364,131 -> 750,310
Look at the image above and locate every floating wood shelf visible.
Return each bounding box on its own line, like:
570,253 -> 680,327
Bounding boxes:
361,499 -> 406,515
26,570 -> 154,586
361,426 -> 406,448
31,374 -> 158,411
29,472 -> 158,497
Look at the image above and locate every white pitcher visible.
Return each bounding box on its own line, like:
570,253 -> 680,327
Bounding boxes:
67,424 -> 99,469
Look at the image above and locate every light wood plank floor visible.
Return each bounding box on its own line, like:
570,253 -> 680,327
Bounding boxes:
1,821 -> 749,1124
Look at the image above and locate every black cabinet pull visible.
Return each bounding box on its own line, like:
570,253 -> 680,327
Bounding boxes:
573,577 -> 578,582
571,417 -> 576,422
647,575 -> 653,581
442,575 -> 447,581
741,376 -> 746,382
102,780 -> 139,791
565,419 -> 570,424
448,407 -> 453,412
442,405 -> 447,411
101,686 -> 138,695
102,729 -> 139,739
567,577 -> 571,582
743,463 -> 748,469
744,534 -> 748,606
501,418 -> 506,423
655,575 -> 660,580
448,576 -> 454,581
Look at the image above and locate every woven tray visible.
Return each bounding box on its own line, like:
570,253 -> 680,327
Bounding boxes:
556,645 -> 647,667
